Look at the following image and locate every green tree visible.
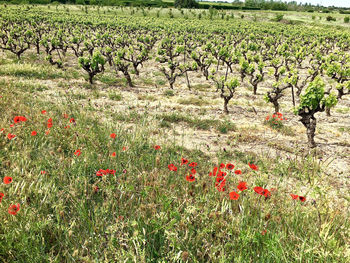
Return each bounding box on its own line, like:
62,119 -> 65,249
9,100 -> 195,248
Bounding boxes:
174,0 -> 199,9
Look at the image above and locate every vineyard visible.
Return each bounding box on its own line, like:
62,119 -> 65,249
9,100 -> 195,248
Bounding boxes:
0,4 -> 349,262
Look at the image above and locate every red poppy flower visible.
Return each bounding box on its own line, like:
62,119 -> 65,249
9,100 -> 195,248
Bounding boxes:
186,174 -> 196,182
290,194 -> 298,200
45,130 -> 50,135
108,169 -> 116,175
13,116 -> 21,123
7,133 -> 16,140
265,116 -> 270,121
261,230 -> 267,235
41,171 -> 46,175
254,186 -> 264,194
248,163 -> 258,171
154,145 -> 161,150
189,162 -> 198,167
111,152 -> 116,157
31,131 -> 37,136
0,192 -> 4,203
191,168 -> 197,175
226,163 -> 235,170
109,133 -> 116,139
74,149 -> 81,156
47,118 -> 53,128
96,169 -> 108,177
8,203 -> 20,215
217,185 -> 226,192
261,189 -> 271,198
209,167 -> 218,176
64,126 -> 70,129
69,118 -> 75,123
168,164 -> 178,172
220,163 -> 225,169
299,196 -> 306,202
216,176 -> 225,183
234,170 -> 242,175
217,170 -> 227,177
237,181 -> 247,191
41,110 -> 47,114
0,128 -> 5,133
3,176 -> 13,184
181,158 -> 189,166
63,114 -> 69,119
229,191 -> 240,200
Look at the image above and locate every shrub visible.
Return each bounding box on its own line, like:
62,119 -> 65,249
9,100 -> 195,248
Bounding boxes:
274,13 -> 284,22
326,15 -> 336,21
164,89 -> 174,97
344,17 -> 350,23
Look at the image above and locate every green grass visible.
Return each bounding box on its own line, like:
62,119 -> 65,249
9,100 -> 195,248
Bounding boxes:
108,91 -> 123,101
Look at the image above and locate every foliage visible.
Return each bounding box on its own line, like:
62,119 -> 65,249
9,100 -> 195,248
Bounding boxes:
174,0 -> 198,9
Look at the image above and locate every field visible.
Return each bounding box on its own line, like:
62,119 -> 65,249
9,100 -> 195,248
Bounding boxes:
0,4 -> 349,262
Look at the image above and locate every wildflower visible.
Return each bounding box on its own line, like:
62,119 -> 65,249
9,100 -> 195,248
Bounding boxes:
261,230 -> 267,235
217,185 -> 226,192
7,133 -> 16,140
47,118 -> 53,128
220,163 -> 225,169
8,203 -> 20,215
189,162 -> 197,167
74,149 -> 81,156
186,174 -> 196,182
209,167 -> 218,176
110,133 -> 116,139
63,114 -> 69,119
45,130 -> 50,135
168,164 -> 178,172
299,196 -> 306,202
14,116 -> 27,123
237,181 -> 247,191
41,110 -> 47,114
41,171 -> 46,175
64,126 -> 70,129
254,186 -> 264,194
96,169 -> 107,177
191,168 -> 197,175
265,116 -> 270,121
229,191 -> 240,200
181,158 -> 189,166
4,176 -> 13,184
31,131 -> 37,136
226,163 -> 235,170
154,145 -> 161,150
234,170 -> 242,175
290,194 -> 298,200
262,189 -> 271,198
122,146 -> 127,151
0,192 -> 4,202
248,163 -> 258,171
108,169 -> 116,175
111,152 -> 116,157
69,118 -> 75,123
